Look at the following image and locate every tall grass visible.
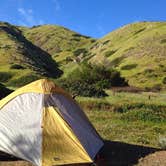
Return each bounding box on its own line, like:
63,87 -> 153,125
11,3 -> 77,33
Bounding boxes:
77,91 -> 166,148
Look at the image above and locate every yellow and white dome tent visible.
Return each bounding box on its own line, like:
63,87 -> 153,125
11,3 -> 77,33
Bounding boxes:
0,79 -> 103,166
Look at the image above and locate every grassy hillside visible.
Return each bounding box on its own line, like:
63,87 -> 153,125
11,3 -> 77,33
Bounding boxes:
21,24 -> 95,64
0,22 -> 62,87
0,21 -> 166,90
0,21 -> 165,166
88,22 -> 166,89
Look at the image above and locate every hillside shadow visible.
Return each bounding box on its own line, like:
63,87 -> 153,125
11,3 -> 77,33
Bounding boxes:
96,140 -> 159,166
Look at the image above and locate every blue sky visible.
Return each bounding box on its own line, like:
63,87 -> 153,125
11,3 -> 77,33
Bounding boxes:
0,0 -> 165,38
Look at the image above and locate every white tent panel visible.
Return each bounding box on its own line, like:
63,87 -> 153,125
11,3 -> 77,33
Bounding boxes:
0,93 -> 43,166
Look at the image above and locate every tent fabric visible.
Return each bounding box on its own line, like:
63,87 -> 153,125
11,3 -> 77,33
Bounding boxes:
0,93 -> 43,166
0,79 -> 104,166
46,94 -> 103,159
42,107 -> 92,166
0,79 -> 71,109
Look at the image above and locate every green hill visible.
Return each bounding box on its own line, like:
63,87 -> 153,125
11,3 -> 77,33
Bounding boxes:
21,24 -> 95,64
0,22 -> 62,87
88,22 -> 166,89
0,21 -> 166,90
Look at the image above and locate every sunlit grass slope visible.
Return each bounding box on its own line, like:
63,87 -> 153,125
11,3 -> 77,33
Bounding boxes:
21,24 -> 95,64
88,22 -> 166,89
1,21 -> 166,90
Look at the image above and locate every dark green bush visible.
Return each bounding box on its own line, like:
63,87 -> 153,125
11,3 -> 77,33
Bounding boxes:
91,39 -> 96,43
57,63 -> 127,97
0,72 -> 12,82
144,68 -> 154,73
58,80 -> 107,97
73,48 -> 88,57
110,70 -> 127,86
120,108 -> 166,123
160,39 -> 166,44
103,40 -> 110,45
65,57 -> 73,62
10,64 -> 25,69
162,77 -> 166,84
105,50 -> 117,57
121,64 -> 137,70
133,28 -> 146,35
124,47 -> 135,52
72,38 -> 81,42
72,34 -> 82,37
110,56 -> 125,67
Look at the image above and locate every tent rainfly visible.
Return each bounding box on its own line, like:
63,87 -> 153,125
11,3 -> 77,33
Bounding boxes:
0,79 -> 103,166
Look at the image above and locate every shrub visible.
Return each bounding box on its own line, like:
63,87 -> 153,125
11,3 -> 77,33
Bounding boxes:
91,39 -> 96,43
0,72 -> 12,82
110,70 -> 127,86
65,57 -> 73,62
110,56 -> 125,67
160,39 -> 166,44
10,64 -> 25,69
72,38 -> 81,42
72,34 -> 82,37
105,50 -> 117,57
162,77 -> 166,84
133,28 -> 146,35
120,108 -> 166,123
144,68 -> 154,73
121,64 -> 137,70
103,40 -> 110,45
58,80 -> 107,97
73,48 -> 88,57
124,47 -> 135,52
57,63 -> 127,97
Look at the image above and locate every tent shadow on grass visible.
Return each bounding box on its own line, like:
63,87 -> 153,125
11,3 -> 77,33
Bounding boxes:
0,140 -> 159,166
96,140 -> 159,166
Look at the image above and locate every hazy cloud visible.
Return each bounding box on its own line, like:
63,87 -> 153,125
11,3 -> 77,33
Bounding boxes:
18,7 -> 44,26
52,0 -> 61,11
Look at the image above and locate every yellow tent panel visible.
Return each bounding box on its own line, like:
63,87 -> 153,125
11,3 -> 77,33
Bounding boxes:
42,107 -> 92,166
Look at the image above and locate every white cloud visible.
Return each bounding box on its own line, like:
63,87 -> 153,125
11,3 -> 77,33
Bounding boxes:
53,0 -> 61,11
18,7 -> 44,26
18,8 -> 26,15
27,9 -> 33,14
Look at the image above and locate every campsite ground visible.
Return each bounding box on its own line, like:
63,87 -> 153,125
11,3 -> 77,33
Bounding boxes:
0,91 -> 165,166
0,142 -> 165,166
